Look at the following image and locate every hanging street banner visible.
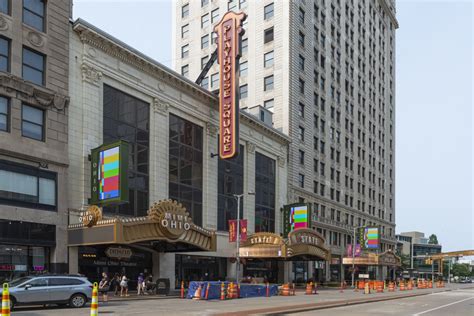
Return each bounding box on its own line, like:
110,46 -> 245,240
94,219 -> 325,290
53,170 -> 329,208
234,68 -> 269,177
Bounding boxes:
90,140 -> 129,205
358,226 -> 381,250
214,11 -> 247,159
282,203 -> 311,238
228,219 -> 248,242
346,244 -> 362,257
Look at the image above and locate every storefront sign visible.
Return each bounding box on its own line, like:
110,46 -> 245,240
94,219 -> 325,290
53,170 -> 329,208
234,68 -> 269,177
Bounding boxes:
90,140 -> 129,205
359,273 -> 370,279
79,205 -> 103,227
214,11 -> 246,159
378,251 -> 400,266
105,246 -> 133,260
358,226 -> 381,250
147,200 -> 193,240
283,203 -> 311,238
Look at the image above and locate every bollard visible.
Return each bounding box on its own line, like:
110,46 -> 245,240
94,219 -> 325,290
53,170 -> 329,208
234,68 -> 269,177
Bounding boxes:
90,282 -> 98,316
180,281 -> 185,299
2,283 -> 10,316
220,282 -> 225,300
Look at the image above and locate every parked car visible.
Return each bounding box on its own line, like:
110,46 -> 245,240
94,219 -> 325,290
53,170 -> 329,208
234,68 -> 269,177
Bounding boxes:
8,275 -> 92,310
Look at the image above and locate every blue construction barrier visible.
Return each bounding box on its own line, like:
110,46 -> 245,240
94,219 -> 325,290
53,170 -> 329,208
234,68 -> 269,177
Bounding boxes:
187,281 -> 279,300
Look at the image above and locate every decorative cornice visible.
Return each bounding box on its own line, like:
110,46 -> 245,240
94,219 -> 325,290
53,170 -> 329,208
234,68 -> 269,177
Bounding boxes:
81,63 -> 102,86
0,73 -> 69,111
153,97 -> 169,115
206,122 -> 217,137
73,20 -> 216,105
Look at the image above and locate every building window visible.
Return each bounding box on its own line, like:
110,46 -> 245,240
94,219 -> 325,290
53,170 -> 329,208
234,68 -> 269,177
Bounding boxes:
201,13 -> 209,28
298,174 -> 305,188
0,37 -> 9,72
239,61 -> 248,76
239,84 -> 248,99
298,102 -> 304,118
201,0 -> 209,7
181,3 -> 189,18
169,114 -> 203,225
201,55 -> 209,69
181,24 -> 189,38
239,0 -> 247,9
218,145 -> 244,231
264,27 -> 274,44
103,85 -> 150,217
23,0 -> 45,32
255,153 -> 276,232
211,73 -> 219,88
299,150 -> 305,164
228,0 -> 237,11
299,78 -> 305,94
22,104 -> 44,141
0,160 -> 57,210
264,99 -> 274,111
298,126 -> 304,141
22,47 -> 44,86
299,31 -> 305,47
264,75 -> 274,91
299,7 -> 305,24
0,0 -> 9,15
181,65 -> 189,77
298,54 -> 305,71
181,44 -> 189,58
200,76 -> 209,89
0,96 -> 8,132
211,8 -> 219,23
201,34 -> 209,49
264,51 -> 274,67
264,3 -> 274,20
241,38 -> 248,53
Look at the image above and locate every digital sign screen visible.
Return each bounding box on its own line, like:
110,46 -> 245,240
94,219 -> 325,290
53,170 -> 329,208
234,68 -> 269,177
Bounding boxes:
283,203 -> 311,237
359,226 -> 380,250
90,141 -> 129,205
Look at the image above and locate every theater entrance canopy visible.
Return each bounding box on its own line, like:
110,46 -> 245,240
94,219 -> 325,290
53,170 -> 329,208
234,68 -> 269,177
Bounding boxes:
342,250 -> 401,267
68,200 -> 216,252
239,229 -> 331,261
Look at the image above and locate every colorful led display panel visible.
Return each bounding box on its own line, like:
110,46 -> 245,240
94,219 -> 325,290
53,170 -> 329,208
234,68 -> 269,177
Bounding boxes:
283,203 -> 311,237
90,141 -> 129,205
358,226 -> 381,250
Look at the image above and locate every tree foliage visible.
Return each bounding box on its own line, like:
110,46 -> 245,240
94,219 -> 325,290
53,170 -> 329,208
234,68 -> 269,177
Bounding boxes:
428,234 -> 438,245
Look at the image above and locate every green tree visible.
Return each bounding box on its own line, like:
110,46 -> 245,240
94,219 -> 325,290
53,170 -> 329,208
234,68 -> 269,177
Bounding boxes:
399,253 -> 411,271
452,263 -> 471,277
428,234 -> 438,245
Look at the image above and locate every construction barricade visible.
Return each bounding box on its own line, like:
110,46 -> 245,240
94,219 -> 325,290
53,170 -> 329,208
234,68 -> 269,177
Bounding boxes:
90,282 -> 98,316
2,283 -> 10,316
187,281 -> 279,300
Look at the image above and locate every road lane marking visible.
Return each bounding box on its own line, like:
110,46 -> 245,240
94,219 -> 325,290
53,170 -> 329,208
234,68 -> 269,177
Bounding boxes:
412,296 -> 474,315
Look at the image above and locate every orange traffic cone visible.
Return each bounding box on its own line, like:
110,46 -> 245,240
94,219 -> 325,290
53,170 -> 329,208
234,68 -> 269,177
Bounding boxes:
193,284 -> 202,300
180,281 -> 185,299
305,282 -> 313,295
90,282 -> 98,316
204,283 -> 210,300
2,283 -> 10,316
220,282 -> 225,300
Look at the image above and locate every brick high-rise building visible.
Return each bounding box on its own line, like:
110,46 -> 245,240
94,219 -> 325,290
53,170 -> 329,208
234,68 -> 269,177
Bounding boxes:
173,0 -> 398,282
0,0 -> 71,278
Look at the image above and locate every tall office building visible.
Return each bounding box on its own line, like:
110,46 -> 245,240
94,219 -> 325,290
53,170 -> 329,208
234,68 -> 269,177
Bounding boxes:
173,0 -> 398,281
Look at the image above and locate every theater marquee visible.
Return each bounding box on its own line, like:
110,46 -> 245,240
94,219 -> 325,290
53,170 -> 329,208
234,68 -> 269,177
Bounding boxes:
214,11 -> 247,159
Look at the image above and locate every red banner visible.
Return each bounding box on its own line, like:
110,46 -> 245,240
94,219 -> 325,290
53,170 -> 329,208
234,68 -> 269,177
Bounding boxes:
240,219 -> 247,241
229,220 -> 237,242
214,11 -> 246,159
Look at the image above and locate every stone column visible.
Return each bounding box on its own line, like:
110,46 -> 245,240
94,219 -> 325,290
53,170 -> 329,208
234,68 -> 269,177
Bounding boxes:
152,252 -> 160,282
159,253 -> 176,289
151,97 -> 170,202
244,141 -> 256,233
68,246 -> 79,274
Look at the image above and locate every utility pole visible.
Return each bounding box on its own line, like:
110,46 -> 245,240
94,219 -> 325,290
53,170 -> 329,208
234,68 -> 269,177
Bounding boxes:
234,192 -> 254,283
351,227 -> 356,288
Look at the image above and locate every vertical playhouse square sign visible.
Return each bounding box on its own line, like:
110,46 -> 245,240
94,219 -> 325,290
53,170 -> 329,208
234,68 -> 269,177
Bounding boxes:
214,11 -> 247,159
90,140 -> 129,205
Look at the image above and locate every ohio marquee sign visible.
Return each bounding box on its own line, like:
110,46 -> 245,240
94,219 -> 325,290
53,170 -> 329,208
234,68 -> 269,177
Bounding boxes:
214,11 -> 247,159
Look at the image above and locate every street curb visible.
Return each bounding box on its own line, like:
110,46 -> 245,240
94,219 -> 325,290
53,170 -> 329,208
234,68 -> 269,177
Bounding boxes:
217,287 -> 472,316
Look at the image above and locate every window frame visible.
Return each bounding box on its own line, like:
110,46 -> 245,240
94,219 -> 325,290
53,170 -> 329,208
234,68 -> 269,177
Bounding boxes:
0,95 -> 9,132
22,0 -> 45,33
264,50 -> 274,68
22,46 -> 45,86
264,3 -> 274,20
239,84 -> 248,99
181,3 -> 189,18
21,103 -> 44,141
264,75 -> 274,91
264,27 -> 274,44
0,35 -> 10,73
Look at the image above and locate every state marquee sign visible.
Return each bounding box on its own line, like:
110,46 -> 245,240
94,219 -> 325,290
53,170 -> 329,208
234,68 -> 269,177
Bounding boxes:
214,11 -> 247,159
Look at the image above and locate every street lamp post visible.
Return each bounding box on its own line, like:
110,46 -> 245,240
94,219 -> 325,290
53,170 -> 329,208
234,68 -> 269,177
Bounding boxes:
351,227 -> 356,288
234,192 -> 254,283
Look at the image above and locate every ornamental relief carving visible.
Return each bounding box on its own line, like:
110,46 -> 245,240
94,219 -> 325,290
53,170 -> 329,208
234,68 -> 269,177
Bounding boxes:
153,97 -> 169,115
277,156 -> 286,167
0,15 -> 8,31
246,142 -> 256,153
0,73 -> 69,111
81,63 -> 102,86
27,31 -> 44,48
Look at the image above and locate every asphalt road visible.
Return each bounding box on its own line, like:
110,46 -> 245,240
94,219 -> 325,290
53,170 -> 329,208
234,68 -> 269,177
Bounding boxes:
10,285 -> 473,316
295,288 -> 474,316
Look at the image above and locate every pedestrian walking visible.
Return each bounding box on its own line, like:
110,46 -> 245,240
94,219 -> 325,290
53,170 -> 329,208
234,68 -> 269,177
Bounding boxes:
120,275 -> 129,297
137,273 -> 145,295
99,272 -> 110,302
111,273 -> 121,296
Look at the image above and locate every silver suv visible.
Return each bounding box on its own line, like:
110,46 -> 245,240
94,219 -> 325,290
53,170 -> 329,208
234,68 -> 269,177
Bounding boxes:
8,275 -> 93,309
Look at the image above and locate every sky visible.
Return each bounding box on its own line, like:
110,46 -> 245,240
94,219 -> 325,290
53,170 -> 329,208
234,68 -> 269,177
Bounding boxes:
73,1 -> 473,252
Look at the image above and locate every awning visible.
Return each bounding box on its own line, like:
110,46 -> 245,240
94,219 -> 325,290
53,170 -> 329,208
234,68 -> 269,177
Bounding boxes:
342,250 -> 401,267
68,200 -> 216,252
239,229 -> 331,261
